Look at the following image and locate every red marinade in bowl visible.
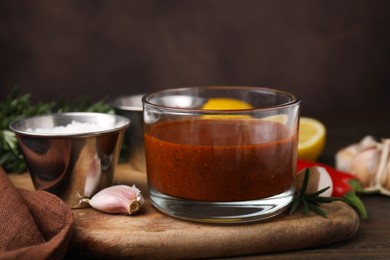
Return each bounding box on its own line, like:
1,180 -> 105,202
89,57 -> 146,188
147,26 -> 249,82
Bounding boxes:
144,118 -> 297,202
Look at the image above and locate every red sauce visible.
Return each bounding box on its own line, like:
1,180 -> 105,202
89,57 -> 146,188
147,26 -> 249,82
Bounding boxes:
144,119 -> 297,202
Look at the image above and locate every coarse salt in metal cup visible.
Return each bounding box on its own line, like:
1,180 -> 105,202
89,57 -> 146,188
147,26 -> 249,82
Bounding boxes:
142,86 -> 301,223
9,112 -> 130,208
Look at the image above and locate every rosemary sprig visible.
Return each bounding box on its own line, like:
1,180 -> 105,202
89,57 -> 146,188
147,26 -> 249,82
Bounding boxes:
288,168 -> 341,218
0,87 -> 113,173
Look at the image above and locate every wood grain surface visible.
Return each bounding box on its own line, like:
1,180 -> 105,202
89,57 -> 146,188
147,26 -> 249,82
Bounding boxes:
9,164 -> 360,259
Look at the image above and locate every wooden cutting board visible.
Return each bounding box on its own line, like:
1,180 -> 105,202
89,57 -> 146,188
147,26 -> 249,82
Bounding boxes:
9,164 -> 360,259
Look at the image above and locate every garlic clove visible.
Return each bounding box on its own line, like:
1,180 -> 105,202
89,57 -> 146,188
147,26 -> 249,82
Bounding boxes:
349,147 -> 381,188
335,144 -> 359,172
379,186 -> 390,196
377,139 -> 390,194
85,184 -> 145,215
383,153 -> 390,192
357,135 -> 379,151
296,166 -> 333,197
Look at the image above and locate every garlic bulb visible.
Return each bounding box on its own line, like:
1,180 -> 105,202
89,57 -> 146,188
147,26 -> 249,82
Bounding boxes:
80,184 -> 145,215
335,136 -> 390,195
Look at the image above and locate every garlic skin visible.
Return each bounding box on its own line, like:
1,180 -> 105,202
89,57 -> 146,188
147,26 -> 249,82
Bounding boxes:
85,184 -> 145,215
296,166 -> 333,197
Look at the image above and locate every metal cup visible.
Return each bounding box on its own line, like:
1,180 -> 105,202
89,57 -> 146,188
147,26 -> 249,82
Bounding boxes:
111,95 -> 146,172
9,112 -> 130,208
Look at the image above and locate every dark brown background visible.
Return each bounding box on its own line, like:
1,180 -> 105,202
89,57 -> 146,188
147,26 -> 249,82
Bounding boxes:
1,0 -> 390,116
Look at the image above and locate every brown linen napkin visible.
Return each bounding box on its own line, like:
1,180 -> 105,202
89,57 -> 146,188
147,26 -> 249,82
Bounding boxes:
0,167 -> 73,260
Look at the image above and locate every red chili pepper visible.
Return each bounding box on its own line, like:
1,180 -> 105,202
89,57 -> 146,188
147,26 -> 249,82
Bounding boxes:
297,159 -> 368,219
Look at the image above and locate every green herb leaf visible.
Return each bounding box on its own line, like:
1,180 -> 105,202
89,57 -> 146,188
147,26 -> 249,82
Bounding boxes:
288,168 -> 341,218
0,87 -> 114,173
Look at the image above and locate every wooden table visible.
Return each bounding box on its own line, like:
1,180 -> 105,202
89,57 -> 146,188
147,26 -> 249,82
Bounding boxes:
252,195 -> 390,259
9,110 -> 390,259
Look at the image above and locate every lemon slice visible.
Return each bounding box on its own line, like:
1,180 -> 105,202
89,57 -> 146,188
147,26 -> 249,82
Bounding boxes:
201,98 -> 253,119
202,98 -> 253,110
298,117 -> 326,161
